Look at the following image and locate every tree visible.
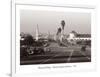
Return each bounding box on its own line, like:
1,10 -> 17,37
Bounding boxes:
25,34 -> 34,45
61,20 -> 65,30
21,34 -> 34,46
56,27 -> 62,35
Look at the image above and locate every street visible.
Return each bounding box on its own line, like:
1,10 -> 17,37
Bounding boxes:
20,42 -> 91,65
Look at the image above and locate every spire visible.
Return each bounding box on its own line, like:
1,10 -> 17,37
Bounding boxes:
35,24 -> 39,41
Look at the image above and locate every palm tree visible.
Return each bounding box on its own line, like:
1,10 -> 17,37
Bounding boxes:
56,27 -> 62,35
61,20 -> 65,30
60,20 -> 65,42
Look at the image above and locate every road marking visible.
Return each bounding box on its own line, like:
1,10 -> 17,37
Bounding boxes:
80,51 -> 91,60
67,50 -> 74,62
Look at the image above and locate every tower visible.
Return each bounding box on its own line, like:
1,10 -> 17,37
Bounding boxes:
35,24 -> 39,41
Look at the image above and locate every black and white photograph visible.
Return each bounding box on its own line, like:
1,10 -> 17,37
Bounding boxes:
20,8 -> 91,65
10,0 -> 97,76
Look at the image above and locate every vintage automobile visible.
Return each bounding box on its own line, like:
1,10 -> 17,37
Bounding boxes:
26,41 -> 45,55
20,39 -> 50,58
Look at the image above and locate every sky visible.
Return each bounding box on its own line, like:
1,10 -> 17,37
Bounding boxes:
20,10 -> 91,36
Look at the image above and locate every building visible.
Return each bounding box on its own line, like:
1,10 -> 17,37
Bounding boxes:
67,31 -> 91,45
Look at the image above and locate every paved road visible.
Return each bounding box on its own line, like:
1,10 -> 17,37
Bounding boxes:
20,42 -> 91,65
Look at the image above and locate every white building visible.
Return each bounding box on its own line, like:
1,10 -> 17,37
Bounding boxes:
67,31 -> 91,44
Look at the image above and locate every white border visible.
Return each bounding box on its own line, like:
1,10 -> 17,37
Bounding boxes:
11,2 -> 96,77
